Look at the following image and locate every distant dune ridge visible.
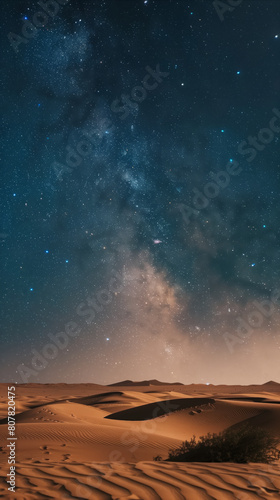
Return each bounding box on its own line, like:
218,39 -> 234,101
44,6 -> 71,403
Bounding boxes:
108,379 -> 185,386
0,380 -> 280,499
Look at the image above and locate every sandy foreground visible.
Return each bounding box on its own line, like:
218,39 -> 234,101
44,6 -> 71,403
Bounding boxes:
0,381 -> 280,499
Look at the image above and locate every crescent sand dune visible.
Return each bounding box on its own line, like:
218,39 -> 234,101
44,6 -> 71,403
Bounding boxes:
0,381 -> 280,499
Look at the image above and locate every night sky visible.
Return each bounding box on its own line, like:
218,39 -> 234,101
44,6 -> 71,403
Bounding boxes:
1,0 -> 280,385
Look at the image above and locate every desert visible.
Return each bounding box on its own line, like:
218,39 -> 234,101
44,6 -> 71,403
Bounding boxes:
0,380 -> 280,499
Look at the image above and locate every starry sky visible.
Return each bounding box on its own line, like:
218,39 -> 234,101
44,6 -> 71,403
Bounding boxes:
1,0 -> 280,385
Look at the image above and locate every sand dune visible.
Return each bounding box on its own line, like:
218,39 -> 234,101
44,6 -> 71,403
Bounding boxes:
1,461 -> 280,499
0,382 -> 279,499
109,379 -> 184,387
69,390 -> 171,414
106,397 -> 215,421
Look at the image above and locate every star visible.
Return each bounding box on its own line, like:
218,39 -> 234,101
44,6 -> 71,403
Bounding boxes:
2,0 -> 280,389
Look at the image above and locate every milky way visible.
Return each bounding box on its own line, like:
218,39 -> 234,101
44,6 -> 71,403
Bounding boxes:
1,0 -> 280,384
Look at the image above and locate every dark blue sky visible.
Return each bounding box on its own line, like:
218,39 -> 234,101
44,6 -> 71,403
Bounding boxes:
1,0 -> 280,384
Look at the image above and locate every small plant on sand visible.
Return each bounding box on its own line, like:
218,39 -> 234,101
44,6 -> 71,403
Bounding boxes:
163,425 -> 280,463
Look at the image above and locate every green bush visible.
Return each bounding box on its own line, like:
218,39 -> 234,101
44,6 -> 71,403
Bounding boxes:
165,425 -> 280,463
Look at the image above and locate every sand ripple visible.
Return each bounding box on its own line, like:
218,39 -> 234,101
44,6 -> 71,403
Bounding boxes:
0,462 -> 279,500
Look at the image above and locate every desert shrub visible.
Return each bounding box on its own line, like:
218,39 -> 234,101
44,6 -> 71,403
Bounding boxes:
165,425 -> 280,463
